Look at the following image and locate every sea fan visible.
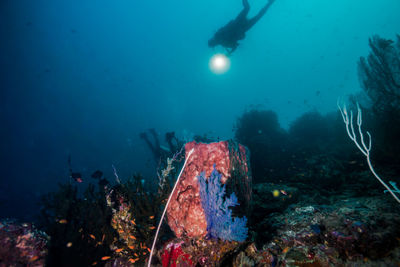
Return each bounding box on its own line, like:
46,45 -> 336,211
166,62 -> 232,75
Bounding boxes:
198,166 -> 248,242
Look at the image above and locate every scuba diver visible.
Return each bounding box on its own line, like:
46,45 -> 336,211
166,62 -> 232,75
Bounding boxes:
140,129 -> 183,164
208,0 -> 276,55
140,129 -> 164,162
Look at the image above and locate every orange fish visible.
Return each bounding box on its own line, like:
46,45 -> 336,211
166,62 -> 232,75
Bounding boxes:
130,220 -> 136,225
90,234 -> 96,240
101,256 -> 111,261
149,215 -> 154,219
66,242 -> 73,247
147,248 -> 151,253
149,226 -> 156,230
115,248 -> 123,253
92,262 -> 97,266
128,245 -> 135,250
129,235 -> 136,240
58,219 -> 68,224
282,247 -> 289,253
29,255 -> 39,262
101,234 -> 105,242
134,253 -> 139,257
129,258 -> 139,263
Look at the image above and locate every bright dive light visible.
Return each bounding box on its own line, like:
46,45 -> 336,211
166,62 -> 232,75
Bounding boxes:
209,53 -> 230,74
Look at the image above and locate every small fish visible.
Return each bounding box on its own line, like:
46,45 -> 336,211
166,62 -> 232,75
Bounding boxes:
134,253 -> 139,257
129,235 -> 136,240
101,256 -> 111,261
282,247 -> 289,253
149,226 -> 156,230
129,258 -> 139,263
92,262 -> 97,266
89,234 -> 96,240
66,242 -> 73,247
349,160 -> 357,164
91,170 -> 103,179
68,156 -> 82,183
149,215 -> 154,219
71,172 -> 83,183
147,248 -> 151,253
128,245 -> 135,250
280,190 -> 287,196
115,248 -> 123,253
130,220 -> 136,225
29,255 -> 39,262
101,234 -> 105,242
58,219 -> 68,224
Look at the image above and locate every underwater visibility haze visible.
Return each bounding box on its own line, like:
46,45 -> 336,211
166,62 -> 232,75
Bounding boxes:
1,0 -> 400,266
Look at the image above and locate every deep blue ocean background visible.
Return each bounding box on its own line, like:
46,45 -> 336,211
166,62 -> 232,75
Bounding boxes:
1,0 -> 399,221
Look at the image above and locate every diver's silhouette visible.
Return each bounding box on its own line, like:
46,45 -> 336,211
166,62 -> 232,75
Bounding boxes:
208,0 -> 275,55
140,129 -> 162,162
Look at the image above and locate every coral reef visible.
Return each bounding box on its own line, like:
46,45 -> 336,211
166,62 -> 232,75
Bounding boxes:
235,109 -> 290,183
251,181 -> 400,266
106,188 -> 141,263
198,166 -> 248,242
0,219 -> 48,266
357,34 -> 400,169
158,237 -> 274,266
166,140 -> 251,239
38,171 -> 169,266
38,183 -> 115,266
358,35 -> 400,116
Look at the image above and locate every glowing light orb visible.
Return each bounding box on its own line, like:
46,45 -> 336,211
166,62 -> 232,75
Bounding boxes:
209,53 -> 230,74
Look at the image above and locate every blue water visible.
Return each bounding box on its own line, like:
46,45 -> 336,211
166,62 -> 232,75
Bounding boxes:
1,0 -> 399,220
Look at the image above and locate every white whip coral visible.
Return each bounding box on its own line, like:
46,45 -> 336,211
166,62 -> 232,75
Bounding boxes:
147,148 -> 195,267
338,100 -> 400,204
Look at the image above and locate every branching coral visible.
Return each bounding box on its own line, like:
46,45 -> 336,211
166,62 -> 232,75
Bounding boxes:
198,166 -> 248,242
358,35 -> 400,115
38,183 -> 115,266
